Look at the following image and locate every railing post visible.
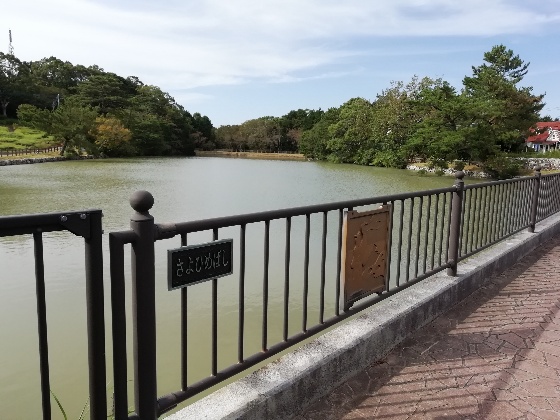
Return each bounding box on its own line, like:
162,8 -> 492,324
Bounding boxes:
84,210 -> 107,420
129,191 -> 157,419
447,171 -> 464,276
528,166 -> 542,233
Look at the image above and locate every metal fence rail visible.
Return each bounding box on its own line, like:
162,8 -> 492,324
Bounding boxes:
0,210 -> 106,420
0,146 -> 62,157
105,167 -> 560,419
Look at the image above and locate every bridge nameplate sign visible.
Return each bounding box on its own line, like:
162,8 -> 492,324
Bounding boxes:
342,206 -> 391,310
168,239 -> 233,290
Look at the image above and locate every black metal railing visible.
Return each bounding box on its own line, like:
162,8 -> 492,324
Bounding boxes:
104,167 -> 560,419
0,210 -> 106,420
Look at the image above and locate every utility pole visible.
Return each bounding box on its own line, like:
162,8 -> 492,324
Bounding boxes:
8,29 -> 14,55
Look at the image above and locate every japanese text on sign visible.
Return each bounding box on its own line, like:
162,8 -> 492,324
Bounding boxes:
168,239 -> 233,290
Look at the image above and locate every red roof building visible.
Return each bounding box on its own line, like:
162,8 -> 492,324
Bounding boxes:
526,122 -> 560,152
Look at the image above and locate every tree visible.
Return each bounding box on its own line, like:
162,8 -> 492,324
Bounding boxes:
120,85 -> 195,156
0,53 -> 25,118
404,81 -> 473,164
90,116 -> 133,156
326,98 -> 377,164
368,77 -> 436,167
463,44 -> 544,153
279,109 -> 323,151
18,97 -> 98,155
75,73 -> 135,114
299,107 -> 340,159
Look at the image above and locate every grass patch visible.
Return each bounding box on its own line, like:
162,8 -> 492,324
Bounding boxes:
0,125 -> 56,149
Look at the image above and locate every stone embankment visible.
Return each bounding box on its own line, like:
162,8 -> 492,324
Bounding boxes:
406,164 -> 490,178
0,156 -> 95,166
407,157 -> 560,178
519,157 -> 560,170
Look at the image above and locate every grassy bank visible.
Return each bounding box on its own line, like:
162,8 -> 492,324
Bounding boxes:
0,121 -> 56,150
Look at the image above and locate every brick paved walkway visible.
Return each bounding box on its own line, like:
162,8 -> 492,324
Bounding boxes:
298,235 -> 560,419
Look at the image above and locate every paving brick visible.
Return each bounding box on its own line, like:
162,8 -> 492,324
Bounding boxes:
300,235 -> 560,419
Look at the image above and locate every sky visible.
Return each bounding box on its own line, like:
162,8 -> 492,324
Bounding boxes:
3,0 -> 560,127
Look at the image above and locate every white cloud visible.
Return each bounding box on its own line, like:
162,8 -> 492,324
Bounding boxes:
3,0 -> 559,94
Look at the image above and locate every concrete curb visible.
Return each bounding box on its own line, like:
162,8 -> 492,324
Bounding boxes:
167,212 -> 560,420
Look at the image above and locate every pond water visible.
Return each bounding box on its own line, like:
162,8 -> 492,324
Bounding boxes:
0,157 -> 468,418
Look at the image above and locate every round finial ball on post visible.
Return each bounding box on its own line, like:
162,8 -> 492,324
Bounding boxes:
455,171 -> 465,180
130,190 -> 154,214
535,165 -> 542,172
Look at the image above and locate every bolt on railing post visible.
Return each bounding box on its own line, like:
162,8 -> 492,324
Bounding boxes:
447,171 -> 464,276
528,166 -> 542,233
129,191 -> 157,420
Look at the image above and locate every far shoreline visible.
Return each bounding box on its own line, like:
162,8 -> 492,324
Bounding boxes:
195,150 -> 307,161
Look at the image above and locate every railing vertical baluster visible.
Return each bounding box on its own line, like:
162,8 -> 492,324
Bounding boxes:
514,180 -> 523,229
477,186 -> 488,248
129,191 -> 157,420
523,178 -> 532,226
461,189 -> 471,256
498,181 -> 508,239
180,233 -> 188,390
447,171 -> 464,276
283,218 -> 291,339
84,211 -> 107,420
302,214 -> 310,332
335,210 -> 343,316
488,185 -> 498,243
212,228 -> 219,375
385,202 -> 394,292
470,187 -> 481,252
529,167 -> 542,232
405,198 -> 415,282
480,186 -> 489,247
238,224 -> 246,362
319,212 -> 327,323
458,189 -> 466,259
33,231 -> 51,420
396,200 -> 405,286
414,197 -> 423,278
553,176 -> 560,214
109,233 -> 129,420
430,195 -> 439,270
539,178 -> 548,220
438,193 -> 447,266
262,221 -> 270,351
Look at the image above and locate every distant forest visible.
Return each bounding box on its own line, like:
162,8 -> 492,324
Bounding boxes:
0,45 -> 552,174
215,45 -> 549,176
0,53 -> 212,156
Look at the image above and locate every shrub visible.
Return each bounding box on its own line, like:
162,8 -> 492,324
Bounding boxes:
482,155 -> 523,179
453,160 -> 466,171
427,158 -> 448,171
434,169 -> 445,176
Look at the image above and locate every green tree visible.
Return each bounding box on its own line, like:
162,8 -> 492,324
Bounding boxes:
0,53 -> 26,118
326,98 -> 377,164
75,73 -> 135,114
119,85 -> 195,155
463,44 -> 544,153
405,80 -> 473,164
18,97 -> 98,155
299,107 -> 340,160
90,116 -> 133,156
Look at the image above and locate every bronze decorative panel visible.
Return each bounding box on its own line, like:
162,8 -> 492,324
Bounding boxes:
342,205 -> 391,310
